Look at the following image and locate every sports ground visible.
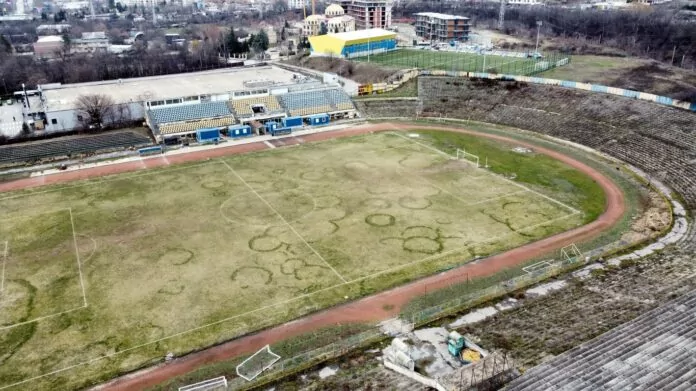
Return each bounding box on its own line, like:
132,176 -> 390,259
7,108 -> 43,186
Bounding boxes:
353,49 -> 560,75
0,126 -> 610,390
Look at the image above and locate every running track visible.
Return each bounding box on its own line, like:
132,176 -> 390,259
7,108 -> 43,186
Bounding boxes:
0,123 -> 625,390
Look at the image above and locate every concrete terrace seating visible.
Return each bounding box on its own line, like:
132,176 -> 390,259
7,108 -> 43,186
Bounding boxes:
0,131 -> 151,164
507,290 -> 696,390
279,90 -> 334,117
229,96 -> 284,118
149,102 -> 233,124
158,116 -> 236,135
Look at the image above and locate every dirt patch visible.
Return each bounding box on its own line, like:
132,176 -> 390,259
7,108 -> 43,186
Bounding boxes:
620,191 -> 671,244
288,56 -> 398,84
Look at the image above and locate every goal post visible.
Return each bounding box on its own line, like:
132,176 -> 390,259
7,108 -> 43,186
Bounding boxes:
178,376 -> 227,391
236,345 -> 281,381
456,148 -> 480,168
560,243 -> 583,265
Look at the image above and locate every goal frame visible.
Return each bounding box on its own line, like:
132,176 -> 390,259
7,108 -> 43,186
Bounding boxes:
235,344 -> 281,381
456,148 -> 480,168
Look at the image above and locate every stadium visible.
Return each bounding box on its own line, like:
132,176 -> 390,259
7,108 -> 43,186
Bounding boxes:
0,56 -> 695,391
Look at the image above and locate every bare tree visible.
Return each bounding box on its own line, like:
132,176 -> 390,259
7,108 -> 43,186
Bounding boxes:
75,94 -> 116,130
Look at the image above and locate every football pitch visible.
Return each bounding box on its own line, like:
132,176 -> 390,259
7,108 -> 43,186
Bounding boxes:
0,131 -> 584,389
353,49 -> 553,75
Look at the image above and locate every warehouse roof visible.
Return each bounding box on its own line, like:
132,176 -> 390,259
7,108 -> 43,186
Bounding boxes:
415,12 -> 470,21
41,66 -> 299,111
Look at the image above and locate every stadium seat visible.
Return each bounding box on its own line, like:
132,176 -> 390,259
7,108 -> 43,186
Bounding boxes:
229,96 -> 284,118
149,102 -> 233,125
158,116 -> 236,135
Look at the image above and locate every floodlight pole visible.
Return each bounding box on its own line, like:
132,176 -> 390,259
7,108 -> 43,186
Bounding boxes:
535,21 -> 542,55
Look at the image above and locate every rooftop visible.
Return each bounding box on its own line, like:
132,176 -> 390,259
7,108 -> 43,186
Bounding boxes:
41,66 -> 301,111
415,12 -> 470,20
36,35 -> 63,43
507,288 -> 696,391
330,28 -> 396,41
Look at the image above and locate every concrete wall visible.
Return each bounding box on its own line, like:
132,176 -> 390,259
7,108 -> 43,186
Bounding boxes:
43,102 -> 145,133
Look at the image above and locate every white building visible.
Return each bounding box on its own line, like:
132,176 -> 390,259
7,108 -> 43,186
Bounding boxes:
287,0 -> 310,10
71,32 -> 109,54
303,4 -> 356,36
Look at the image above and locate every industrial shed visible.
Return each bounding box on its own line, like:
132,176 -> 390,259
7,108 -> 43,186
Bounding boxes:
308,28 -> 397,58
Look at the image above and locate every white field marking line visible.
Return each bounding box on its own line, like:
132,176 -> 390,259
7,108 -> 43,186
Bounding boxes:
394,165 -> 529,209
220,160 -> 347,283
483,58 -> 522,72
0,205 -> 583,388
0,306 -> 87,331
0,207 -> 72,223
1,240 -> 7,294
390,132 -> 581,214
69,208 -> 88,307
264,140 -> 276,149
0,161 -> 221,203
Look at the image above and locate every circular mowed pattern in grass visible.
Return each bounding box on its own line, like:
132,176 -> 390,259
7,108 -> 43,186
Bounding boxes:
365,213 -> 396,227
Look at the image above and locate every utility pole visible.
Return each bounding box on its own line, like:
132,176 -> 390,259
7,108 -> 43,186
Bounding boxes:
535,20 -> 542,55
670,45 -> 676,65
498,0 -> 505,30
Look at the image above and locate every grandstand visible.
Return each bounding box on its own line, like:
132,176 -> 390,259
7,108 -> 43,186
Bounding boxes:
278,88 -> 356,117
0,131 -> 151,165
507,288 -> 696,390
229,95 -> 285,120
149,102 -> 233,124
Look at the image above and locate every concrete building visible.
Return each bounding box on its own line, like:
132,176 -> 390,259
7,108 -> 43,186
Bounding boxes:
36,24 -> 72,35
303,5 -> 356,36
287,0 -> 310,10
71,32 -> 109,54
33,35 -> 64,58
308,28 -> 396,58
414,12 -> 470,42
340,0 -> 391,30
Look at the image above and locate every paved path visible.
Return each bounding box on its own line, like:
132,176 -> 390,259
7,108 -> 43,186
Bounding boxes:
0,122 -> 625,390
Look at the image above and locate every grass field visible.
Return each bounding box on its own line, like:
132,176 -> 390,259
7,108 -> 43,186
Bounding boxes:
0,131 -> 594,390
353,49 -> 558,75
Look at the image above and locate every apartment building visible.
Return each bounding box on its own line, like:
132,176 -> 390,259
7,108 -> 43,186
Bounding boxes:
340,0 -> 392,30
414,12 -> 470,42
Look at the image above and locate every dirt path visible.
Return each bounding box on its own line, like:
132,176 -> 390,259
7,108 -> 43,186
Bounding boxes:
0,122 -> 625,390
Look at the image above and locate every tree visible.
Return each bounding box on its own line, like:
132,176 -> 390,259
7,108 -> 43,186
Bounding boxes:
108,0 -> 115,9
116,2 -> 125,12
54,9 -> 66,22
41,12 -> 48,21
319,22 -> 328,36
281,26 -> 286,41
61,32 -> 71,54
76,94 -> 115,129
284,20 -> 290,28
226,27 -> 242,54
251,30 -> 269,53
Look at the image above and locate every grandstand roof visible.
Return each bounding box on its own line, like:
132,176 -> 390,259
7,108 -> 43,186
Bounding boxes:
41,66 -> 300,111
507,288 -> 696,391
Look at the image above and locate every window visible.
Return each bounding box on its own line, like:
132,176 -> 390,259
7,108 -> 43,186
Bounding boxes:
51,118 -> 57,125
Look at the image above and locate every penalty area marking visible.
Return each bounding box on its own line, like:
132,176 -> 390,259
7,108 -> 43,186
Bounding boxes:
69,208 -> 88,308
389,132 -> 581,214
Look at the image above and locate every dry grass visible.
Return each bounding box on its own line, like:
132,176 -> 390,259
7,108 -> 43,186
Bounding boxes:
0,132 -> 587,390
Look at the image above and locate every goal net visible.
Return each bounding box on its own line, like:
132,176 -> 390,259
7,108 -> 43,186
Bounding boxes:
236,345 -> 281,381
456,148 -> 480,168
559,243 -> 583,265
178,376 -> 227,391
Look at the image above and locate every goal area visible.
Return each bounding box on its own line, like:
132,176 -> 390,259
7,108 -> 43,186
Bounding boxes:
236,345 -> 281,381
